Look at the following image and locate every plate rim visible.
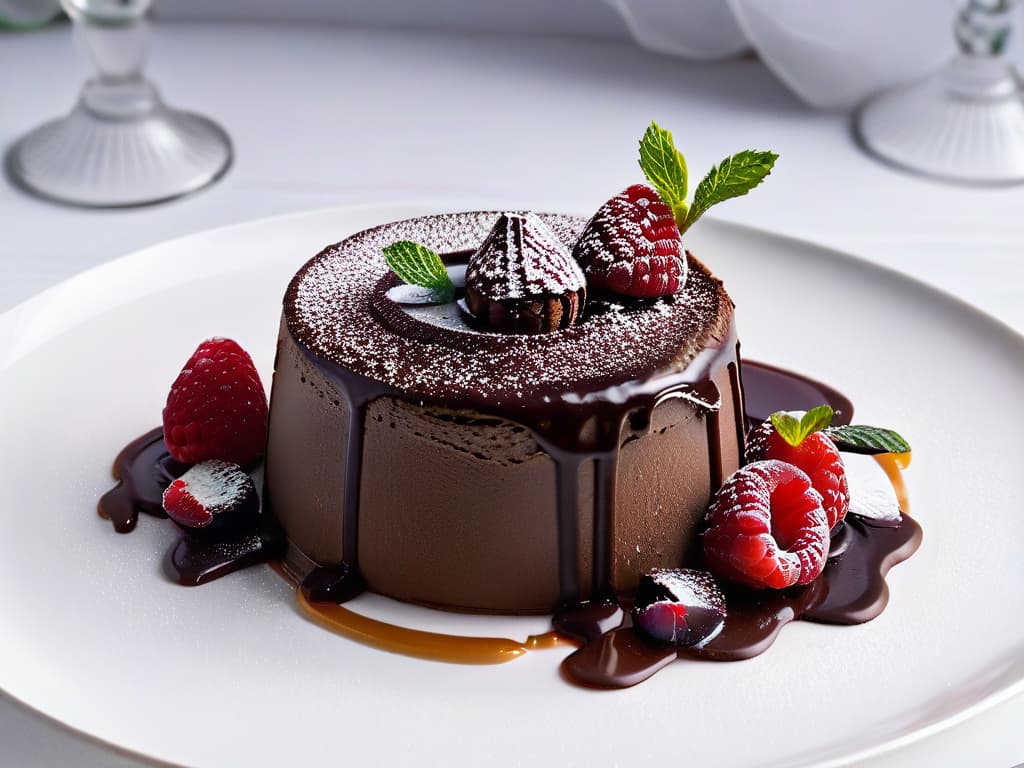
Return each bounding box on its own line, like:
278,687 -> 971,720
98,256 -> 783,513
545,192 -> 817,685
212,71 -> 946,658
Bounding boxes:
2,203 -> 1022,768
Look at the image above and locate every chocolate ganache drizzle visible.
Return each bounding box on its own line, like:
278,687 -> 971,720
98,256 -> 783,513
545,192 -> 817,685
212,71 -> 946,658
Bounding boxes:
98,211 -> 921,688
98,360 -> 920,686
282,212 -> 741,605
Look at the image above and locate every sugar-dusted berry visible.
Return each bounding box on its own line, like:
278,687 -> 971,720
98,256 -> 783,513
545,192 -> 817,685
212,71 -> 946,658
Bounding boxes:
747,415 -> 850,529
162,459 -> 259,536
703,460 -> 829,590
572,184 -> 686,299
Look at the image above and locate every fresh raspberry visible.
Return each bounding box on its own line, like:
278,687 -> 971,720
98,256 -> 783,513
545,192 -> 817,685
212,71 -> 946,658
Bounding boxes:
162,338 -> 268,466
572,183 -> 686,299
746,420 -> 850,529
162,460 -> 259,535
703,460 -> 829,590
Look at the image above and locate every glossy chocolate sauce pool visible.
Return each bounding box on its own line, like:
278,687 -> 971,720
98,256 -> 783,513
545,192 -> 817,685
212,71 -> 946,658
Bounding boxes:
98,361 -> 921,688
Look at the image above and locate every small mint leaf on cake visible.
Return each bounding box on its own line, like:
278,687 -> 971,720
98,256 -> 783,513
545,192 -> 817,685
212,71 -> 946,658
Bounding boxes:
769,405 -> 835,448
825,425 -> 911,455
638,121 -> 689,223
684,150 -> 778,233
383,241 -> 455,303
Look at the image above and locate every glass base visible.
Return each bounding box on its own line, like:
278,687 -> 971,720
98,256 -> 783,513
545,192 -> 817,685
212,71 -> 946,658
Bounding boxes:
7,78 -> 231,207
855,55 -> 1024,185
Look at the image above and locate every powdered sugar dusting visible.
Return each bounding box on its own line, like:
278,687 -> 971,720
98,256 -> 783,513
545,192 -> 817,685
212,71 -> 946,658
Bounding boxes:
286,211 -> 731,405
173,460 -> 252,513
574,184 -> 687,297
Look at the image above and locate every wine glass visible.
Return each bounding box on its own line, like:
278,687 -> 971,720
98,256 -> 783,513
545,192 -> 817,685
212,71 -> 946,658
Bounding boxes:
856,0 -> 1024,184
6,0 -> 232,206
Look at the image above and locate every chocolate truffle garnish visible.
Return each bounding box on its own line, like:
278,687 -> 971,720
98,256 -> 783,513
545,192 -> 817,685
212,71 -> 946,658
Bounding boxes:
463,213 -> 587,334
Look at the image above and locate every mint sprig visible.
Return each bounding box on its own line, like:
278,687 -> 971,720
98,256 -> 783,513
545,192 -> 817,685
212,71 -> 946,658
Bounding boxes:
383,241 -> 455,302
637,120 -> 777,234
824,425 -> 911,455
765,404 -> 911,455
685,150 -> 778,232
769,406 -> 835,448
638,122 -> 689,222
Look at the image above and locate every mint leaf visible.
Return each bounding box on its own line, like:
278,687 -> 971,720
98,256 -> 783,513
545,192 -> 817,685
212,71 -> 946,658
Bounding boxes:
638,121 -> 689,223
825,425 -> 911,455
683,150 -> 778,233
769,405 -> 834,447
383,241 -> 454,302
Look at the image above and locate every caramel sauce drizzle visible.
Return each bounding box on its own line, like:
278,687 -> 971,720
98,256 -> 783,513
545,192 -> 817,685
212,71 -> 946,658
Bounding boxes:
297,590 -> 573,665
875,451 -> 912,512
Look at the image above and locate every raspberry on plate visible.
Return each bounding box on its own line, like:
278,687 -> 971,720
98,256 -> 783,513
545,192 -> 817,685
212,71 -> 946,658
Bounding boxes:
747,411 -> 850,529
703,460 -> 829,590
572,183 -> 686,299
162,337 -> 269,466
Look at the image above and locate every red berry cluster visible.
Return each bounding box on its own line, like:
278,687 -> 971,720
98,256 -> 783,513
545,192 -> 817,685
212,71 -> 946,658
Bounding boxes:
160,338 -> 268,532
703,415 -> 850,590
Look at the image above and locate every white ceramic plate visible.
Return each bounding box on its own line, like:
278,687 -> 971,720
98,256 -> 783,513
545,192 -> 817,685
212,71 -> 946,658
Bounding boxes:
1,206 -> 1022,768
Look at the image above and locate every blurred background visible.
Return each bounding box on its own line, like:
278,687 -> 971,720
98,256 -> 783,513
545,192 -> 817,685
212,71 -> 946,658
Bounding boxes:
0,0 -> 1019,325
1,0 -> 1023,326
1,1 -> 1023,765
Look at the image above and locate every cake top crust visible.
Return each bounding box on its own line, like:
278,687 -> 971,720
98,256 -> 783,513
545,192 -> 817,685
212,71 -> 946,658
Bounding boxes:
284,211 -> 733,410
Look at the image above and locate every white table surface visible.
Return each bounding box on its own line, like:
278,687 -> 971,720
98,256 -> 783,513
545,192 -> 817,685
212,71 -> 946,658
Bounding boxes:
1,20 -> 1022,768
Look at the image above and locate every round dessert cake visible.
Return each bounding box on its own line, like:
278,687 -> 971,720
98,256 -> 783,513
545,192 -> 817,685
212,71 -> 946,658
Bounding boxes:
265,211 -> 744,613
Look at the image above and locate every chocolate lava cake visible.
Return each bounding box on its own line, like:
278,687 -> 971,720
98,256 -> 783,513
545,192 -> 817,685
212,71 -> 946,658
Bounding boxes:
264,211 -> 744,613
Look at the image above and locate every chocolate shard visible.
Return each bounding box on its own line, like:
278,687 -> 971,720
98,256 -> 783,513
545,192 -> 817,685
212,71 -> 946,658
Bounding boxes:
633,568 -> 726,647
162,459 -> 260,538
464,213 -> 587,334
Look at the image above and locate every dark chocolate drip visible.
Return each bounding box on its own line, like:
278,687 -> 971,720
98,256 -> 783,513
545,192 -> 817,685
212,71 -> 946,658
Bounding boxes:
553,455 -> 583,602
591,456 -> 616,597
286,353 -> 398,580
96,426 -> 282,584
98,427 -> 180,532
742,360 -> 854,427
300,562 -> 367,604
728,357 -> 746,464
170,514 -> 284,587
553,599 -> 623,642
298,272 -> 735,604
340,399 -> 368,566
559,512 -> 922,688
705,407 -> 724,493
100,359 -> 915,679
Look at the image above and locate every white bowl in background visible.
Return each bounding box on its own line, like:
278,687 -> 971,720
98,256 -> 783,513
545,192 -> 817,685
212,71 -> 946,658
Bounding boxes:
603,0 -> 750,60
726,0 -> 955,109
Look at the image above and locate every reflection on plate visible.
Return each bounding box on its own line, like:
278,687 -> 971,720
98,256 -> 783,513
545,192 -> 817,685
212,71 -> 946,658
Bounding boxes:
1,207 -> 1023,768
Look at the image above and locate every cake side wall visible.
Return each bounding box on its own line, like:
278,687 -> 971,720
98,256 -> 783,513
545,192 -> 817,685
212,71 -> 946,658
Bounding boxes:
265,318 -> 349,565
265,329 -> 742,612
611,351 -> 742,594
358,399 -> 569,613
